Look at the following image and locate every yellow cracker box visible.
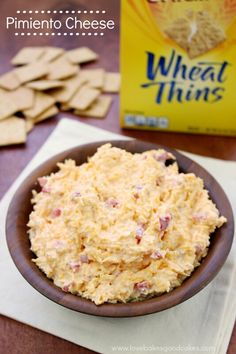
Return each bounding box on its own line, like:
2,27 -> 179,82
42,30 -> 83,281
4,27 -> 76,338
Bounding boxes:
120,0 -> 236,135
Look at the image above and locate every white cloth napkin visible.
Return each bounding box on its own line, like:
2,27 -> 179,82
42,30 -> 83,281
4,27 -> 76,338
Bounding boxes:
0,118 -> 235,354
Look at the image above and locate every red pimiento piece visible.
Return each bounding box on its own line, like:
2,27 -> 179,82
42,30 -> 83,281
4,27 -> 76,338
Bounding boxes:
68,261 -> 81,272
159,213 -> 171,231
62,282 -> 75,292
135,226 -> 144,244
51,208 -> 62,218
38,177 -> 47,187
62,285 -> 70,292
134,281 -> 150,292
38,177 -> 51,193
42,186 -> 51,193
106,198 -> 119,208
150,250 -> 163,260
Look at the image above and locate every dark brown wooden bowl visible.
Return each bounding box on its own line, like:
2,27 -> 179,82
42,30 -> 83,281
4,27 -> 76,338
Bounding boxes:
6,140 -> 234,317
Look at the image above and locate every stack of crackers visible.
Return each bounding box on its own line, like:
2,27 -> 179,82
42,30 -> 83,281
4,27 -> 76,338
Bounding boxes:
0,46 -> 120,146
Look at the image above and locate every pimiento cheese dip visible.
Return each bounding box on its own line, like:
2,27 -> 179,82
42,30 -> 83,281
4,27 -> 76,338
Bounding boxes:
28,144 -> 226,305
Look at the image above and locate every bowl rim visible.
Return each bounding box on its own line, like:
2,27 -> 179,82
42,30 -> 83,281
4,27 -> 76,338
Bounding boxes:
5,139 -> 235,317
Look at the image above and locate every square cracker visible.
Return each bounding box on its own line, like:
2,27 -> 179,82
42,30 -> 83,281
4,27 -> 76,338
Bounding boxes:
75,95 -> 112,118
68,86 -> 100,110
6,87 -> 35,111
103,72 -> 120,93
26,80 -> 64,91
164,11 -> 226,59
47,55 -> 78,80
188,12 -> 226,58
164,17 -> 191,52
49,74 -> 87,103
15,62 -> 48,84
0,117 -> 26,146
34,105 -> 59,123
80,69 -> 105,89
11,47 -> 45,65
0,94 -> 18,120
23,92 -> 55,119
0,71 -> 21,90
66,47 -> 98,64
40,47 -> 65,63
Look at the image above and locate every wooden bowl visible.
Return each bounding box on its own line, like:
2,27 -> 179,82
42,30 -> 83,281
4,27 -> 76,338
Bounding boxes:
6,140 -> 234,317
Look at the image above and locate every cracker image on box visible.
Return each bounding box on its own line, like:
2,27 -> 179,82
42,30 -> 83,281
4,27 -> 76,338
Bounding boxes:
165,11 -> 226,59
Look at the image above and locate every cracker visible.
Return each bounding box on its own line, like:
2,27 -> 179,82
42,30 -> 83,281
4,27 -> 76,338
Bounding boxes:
25,119 -> 34,133
11,47 -> 45,65
47,56 -> 78,80
15,62 -> 48,84
164,11 -> 226,59
49,74 -> 87,103
68,86 -> 100,110
164,17 -> 191,52
23,92 -> 55,119
66,47 -> 98,64
103,72 -> 120,93
41,47 -> 65,62
6,87 -> 35,111
26,80 -> 64,90
188,12 -> 226,58
75,95 -> 112,118
0,88 -> 6,97
0,94 -> 18,120
0,87 -> 34,111
0,117 -> 26,146
0,70 -> 21,90
34,105 -> 59,123
80,69 -> 105,89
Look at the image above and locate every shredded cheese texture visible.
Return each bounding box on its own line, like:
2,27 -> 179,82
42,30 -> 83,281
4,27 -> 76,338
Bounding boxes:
28,144 -> 226,305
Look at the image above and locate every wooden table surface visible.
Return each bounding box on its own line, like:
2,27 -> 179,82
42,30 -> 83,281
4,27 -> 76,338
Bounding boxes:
0,0 -> 235,353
